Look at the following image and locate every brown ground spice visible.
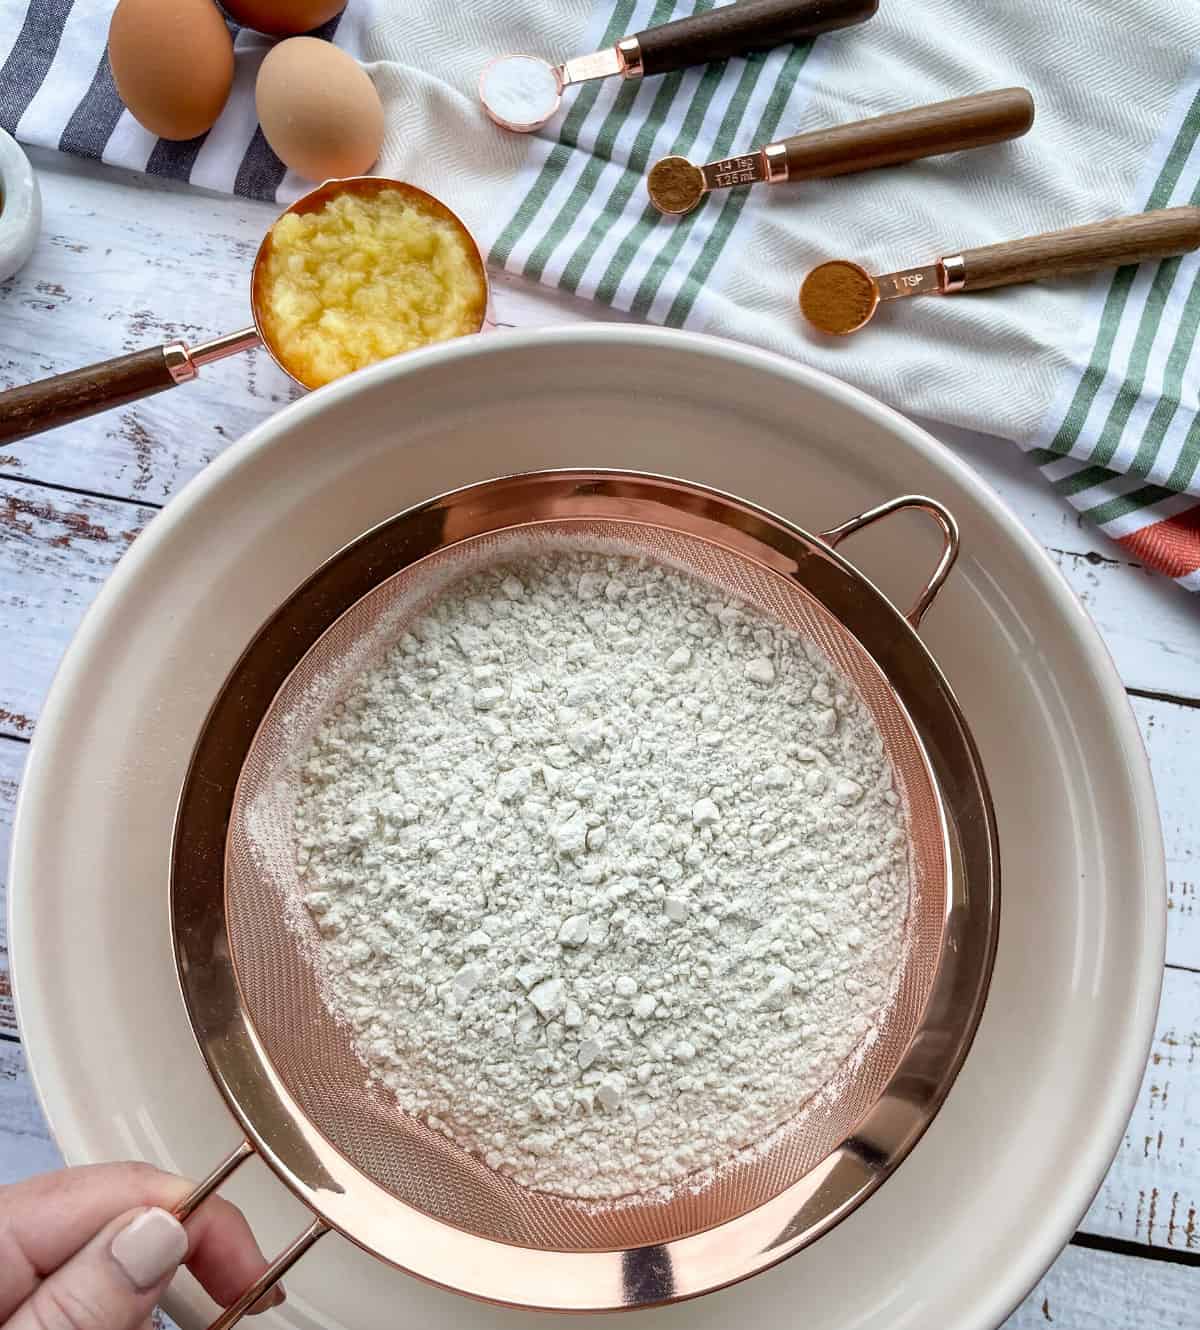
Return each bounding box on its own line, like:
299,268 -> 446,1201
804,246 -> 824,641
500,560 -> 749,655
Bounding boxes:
799,261 -> 877,335
648,156 -> 704,214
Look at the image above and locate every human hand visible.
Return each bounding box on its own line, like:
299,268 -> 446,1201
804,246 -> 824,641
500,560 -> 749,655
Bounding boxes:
1,1163 -> 283,1330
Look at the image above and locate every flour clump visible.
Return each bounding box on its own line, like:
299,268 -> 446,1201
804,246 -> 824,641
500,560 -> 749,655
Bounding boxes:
294,545 -> 910,1199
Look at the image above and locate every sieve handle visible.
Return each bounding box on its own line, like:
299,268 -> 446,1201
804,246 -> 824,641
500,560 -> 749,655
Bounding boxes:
820,495 -> 959,630
173,1140 -> 330,1330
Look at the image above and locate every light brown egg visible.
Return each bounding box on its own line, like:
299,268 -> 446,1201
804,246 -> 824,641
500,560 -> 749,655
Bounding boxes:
109,0 -> 234,141
255,38 -> 384,182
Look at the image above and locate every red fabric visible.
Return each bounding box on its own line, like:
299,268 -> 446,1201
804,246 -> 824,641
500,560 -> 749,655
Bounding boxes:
1115,503 -> 1200,579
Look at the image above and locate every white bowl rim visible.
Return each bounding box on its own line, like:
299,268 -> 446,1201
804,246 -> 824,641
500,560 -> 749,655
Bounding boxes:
9,324 -> 1166,1330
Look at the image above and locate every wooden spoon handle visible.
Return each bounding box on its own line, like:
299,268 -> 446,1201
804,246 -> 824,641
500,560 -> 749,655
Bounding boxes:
957,207 -> 1200,291
634,0 -> 877,79
0,346 -> 179,443
780,87 -> 1034,179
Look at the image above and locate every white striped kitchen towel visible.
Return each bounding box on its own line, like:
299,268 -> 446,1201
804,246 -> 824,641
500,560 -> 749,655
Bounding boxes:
4,1 -> 1200,585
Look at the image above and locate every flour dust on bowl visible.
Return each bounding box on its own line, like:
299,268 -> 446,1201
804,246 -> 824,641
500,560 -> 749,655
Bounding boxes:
171,470 -> 998,1320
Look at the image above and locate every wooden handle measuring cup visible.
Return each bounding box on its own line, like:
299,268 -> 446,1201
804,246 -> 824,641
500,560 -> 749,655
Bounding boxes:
0,331 -> 260,444
799,206 -> 1200,334
0,177 -> 488,444
648,87 -> 1034,215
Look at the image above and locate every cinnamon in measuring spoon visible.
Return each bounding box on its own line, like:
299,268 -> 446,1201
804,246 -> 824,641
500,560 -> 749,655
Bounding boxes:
646,156 -> 705,216
799,260 -> 877,335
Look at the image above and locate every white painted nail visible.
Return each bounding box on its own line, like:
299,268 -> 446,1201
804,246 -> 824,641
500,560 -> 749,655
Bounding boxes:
111,1209 -> 189,1291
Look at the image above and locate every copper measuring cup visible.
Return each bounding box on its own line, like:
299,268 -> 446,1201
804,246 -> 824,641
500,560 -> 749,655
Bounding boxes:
0,177 -> 489,444
647,88 -> 1035,217
479,0 -> 876,134
799,206 -> 1200,334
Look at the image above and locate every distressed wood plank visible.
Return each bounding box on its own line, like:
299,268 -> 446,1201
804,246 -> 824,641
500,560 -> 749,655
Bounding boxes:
0,1039 -> 62,1183
1004,1242 -> 1198,1328
0,479 -> 156,735
1044,553 -> 1200,702
1131,694 -> 1200,973
1084,966 -> 1200,1251
0,738 -> 23,1038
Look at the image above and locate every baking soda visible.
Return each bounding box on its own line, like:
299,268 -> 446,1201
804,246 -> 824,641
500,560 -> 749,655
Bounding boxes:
480,54 -> 560,127
294,547 -> 910,1199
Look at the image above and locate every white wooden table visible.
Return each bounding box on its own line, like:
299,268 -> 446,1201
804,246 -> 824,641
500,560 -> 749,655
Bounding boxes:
1,146 -> 1197,1329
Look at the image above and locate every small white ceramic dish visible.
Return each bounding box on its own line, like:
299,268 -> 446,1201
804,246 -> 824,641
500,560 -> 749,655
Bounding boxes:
10,327 -> 1164,1330
0,130 -> 41,282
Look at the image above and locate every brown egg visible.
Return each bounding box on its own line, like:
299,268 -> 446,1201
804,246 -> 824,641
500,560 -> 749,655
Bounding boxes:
221,0 -> 346,36
109,0 -> 234,140
256,38 -> 384,181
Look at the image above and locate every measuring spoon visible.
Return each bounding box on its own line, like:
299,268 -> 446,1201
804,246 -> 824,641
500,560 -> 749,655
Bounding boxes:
479,0 -> 876,134
0,177 -> 489,444
798,206 -> 1200,335
647,88 -> 1034,216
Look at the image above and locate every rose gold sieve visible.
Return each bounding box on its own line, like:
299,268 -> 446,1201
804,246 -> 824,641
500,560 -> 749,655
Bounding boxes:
0,177 -> 489,444
169,469 -> 998,1325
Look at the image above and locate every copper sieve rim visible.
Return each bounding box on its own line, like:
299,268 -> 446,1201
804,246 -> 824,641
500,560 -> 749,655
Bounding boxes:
169,469 -> 999,1322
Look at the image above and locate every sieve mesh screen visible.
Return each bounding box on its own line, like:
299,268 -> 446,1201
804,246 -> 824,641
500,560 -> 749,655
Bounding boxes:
225,520 -> 947,1252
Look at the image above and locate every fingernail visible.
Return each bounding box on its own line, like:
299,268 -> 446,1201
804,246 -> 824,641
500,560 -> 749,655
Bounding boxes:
111,1209 -> 189,1291
248,1283 -> 286,1314
248,1283 -> 286,1315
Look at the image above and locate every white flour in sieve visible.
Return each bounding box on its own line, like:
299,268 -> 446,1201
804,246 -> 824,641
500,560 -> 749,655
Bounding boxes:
291,545 -> 911,1199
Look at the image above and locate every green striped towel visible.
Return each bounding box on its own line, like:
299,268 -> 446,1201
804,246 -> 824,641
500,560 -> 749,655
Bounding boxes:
368,0 -> 1200,583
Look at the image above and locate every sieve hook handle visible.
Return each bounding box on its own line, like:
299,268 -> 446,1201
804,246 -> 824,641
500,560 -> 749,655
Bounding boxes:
820,495 -> 959,630
173,1140 -> 330,1330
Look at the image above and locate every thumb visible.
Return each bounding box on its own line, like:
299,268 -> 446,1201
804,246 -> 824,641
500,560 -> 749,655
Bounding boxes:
9,1207 -> 188,1330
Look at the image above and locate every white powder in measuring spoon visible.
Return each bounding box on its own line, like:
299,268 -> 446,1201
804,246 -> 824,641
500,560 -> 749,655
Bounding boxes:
295,547 -> 910,1199
480,55 -> 561,128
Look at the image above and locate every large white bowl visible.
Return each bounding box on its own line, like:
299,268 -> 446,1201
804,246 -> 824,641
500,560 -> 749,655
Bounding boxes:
10,327 -> 1164,1330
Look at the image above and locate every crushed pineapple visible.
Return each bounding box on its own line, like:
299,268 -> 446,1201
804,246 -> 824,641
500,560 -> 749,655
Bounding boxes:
255,185 -> 487,389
